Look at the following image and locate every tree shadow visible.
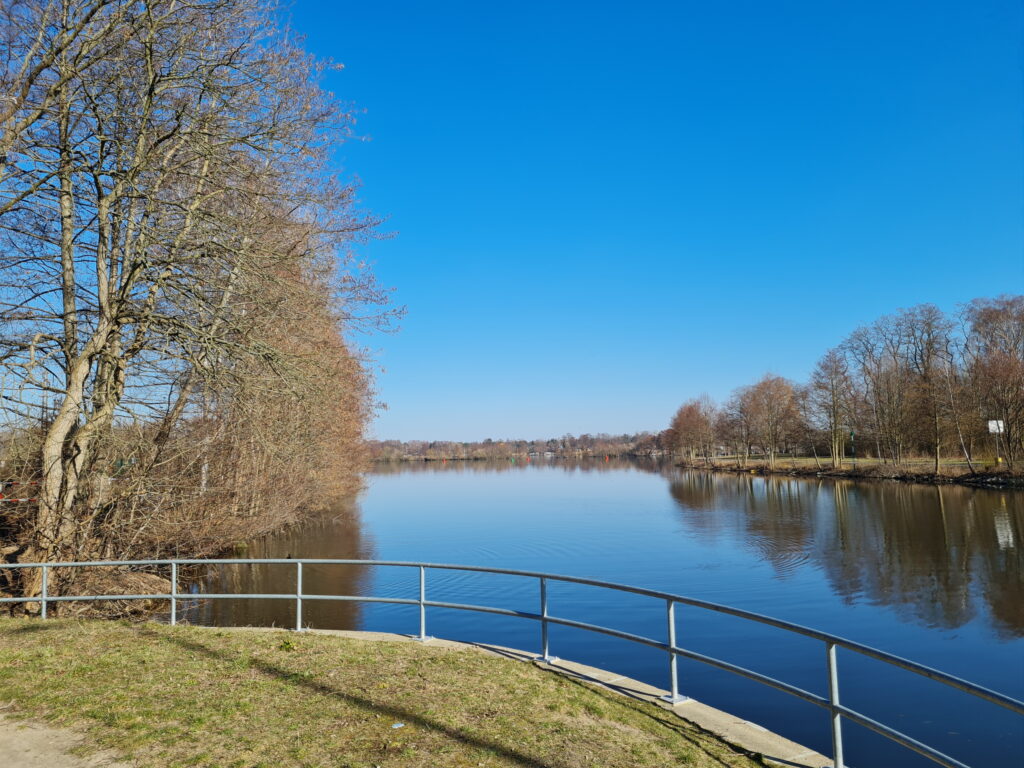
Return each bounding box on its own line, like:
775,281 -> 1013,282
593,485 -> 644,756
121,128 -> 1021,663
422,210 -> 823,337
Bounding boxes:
142,628 -> 556,767
7,621 -> 61,634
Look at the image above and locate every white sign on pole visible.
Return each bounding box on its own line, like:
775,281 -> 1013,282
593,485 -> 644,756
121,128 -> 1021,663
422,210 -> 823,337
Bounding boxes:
988,420 -> 1005,435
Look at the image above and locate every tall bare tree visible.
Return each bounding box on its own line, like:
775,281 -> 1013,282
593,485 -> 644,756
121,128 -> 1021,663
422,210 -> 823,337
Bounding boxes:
0,0 -> 391,600
842,317 -> 911,465
745,375 -> 800,471
808,348 -> 852,468
964,296 -> 1024,468
900,305 -> 955,473
669,395 -> 718,465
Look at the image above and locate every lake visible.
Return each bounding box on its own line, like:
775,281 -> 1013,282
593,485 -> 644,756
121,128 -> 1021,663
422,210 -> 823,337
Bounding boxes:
186,459 -> 1024,767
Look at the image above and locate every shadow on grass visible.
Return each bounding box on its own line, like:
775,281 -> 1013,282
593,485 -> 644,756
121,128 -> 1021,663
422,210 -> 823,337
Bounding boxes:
471,642 -> 755,768
142,627 -> 557,768
5,620 -> 63,634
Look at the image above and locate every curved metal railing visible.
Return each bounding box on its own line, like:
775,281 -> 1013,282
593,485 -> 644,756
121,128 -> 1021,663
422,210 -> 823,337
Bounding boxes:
2,558 -> 1021,768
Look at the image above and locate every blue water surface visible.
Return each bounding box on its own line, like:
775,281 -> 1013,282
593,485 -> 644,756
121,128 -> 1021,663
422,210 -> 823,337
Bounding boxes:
194,459 -> 1024,768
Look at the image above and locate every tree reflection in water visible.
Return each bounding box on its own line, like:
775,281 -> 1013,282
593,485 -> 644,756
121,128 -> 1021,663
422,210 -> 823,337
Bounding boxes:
183,459 -> 1022,642
184,497 -> 375,630
667,471 -> 1024,637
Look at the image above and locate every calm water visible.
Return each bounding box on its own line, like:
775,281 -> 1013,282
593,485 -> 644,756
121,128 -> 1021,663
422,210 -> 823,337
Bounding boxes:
188,459 -> 1024,767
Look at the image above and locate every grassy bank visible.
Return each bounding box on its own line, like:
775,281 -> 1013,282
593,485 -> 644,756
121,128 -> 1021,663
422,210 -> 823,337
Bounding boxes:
0,619 -> 761,768
676,457 -> 1022,488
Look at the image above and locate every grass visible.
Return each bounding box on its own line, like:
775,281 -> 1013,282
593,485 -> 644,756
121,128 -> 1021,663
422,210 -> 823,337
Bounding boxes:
684,455 -> 1017,477
0,618 -> 761,768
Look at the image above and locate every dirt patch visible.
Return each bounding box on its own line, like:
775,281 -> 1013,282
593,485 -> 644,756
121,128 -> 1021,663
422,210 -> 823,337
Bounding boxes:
0,713 -> 132,767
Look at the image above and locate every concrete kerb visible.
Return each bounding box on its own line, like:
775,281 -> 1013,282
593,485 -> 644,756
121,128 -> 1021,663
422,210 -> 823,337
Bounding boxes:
214,625 -> 834,768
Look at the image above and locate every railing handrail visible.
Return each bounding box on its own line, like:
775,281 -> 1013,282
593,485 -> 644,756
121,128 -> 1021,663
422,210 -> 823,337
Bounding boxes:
2,557 -> 1021,768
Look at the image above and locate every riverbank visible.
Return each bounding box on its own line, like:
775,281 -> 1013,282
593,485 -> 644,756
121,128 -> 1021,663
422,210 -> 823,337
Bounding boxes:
674,459 -> 1023,488
0,619 -> 768,768
370,454 -> 1023,488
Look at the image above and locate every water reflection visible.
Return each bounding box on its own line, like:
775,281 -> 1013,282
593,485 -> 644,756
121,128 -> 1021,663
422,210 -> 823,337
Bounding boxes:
185,499 -> 375,628
202,460 -> 1023,640
369,456 -> 654,475
189,459 -> 1022,768
667,471 -> 1024,637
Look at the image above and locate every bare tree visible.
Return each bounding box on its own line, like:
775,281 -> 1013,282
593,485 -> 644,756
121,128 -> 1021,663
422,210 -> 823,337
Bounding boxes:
720,388 -> 753,468
745,374 -> 800,470
669,395 -> 718,465
964,296 -> 1024,468
808,348 -> 852,468
0,0 -> 391,600
941,330 -> 977,473
900,305 -> 954,473
842,317 -> 911,465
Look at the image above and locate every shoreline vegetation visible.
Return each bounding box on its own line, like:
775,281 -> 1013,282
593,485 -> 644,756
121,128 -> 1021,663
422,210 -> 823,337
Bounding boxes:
0,1 -> 393,607
369,294 -> 1023,492
0,619 -> 762,768
663,298 -> 1022,480
0,0 -> 1018,618
670,458 -> 1023,489
368,451 -> 1022,488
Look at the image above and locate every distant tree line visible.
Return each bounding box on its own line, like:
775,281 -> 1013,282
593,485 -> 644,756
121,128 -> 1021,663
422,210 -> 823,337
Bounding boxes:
664,297 -> 1023,473
369,433 -> 655,461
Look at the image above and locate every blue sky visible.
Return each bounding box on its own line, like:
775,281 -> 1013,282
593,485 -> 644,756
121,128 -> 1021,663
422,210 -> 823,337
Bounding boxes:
289,0 -> 1024,441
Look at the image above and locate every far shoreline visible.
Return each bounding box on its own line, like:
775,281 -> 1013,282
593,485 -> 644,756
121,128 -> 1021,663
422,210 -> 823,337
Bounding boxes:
369,454 -> 1024,489
670,460 -> 1023,489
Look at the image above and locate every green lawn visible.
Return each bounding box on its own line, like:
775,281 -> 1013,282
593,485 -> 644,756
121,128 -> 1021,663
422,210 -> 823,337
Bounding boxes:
0,619 -> 760,768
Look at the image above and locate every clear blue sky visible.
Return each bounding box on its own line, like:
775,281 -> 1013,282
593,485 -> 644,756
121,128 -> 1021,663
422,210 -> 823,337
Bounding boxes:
290,0 -> 1024,441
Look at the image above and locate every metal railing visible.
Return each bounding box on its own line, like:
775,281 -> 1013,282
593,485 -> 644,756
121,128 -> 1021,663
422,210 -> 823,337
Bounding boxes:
2,558 -> 1021,768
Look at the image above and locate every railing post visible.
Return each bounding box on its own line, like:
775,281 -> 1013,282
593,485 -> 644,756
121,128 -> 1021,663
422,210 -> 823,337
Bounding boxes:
295,561 -> 303,631
661,599 -> 689,703
537,576 -> 556,663
170,561 -> 177,626
40,565 -> 47,620
827,641 -> 845,768
415,565 -> 430,641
